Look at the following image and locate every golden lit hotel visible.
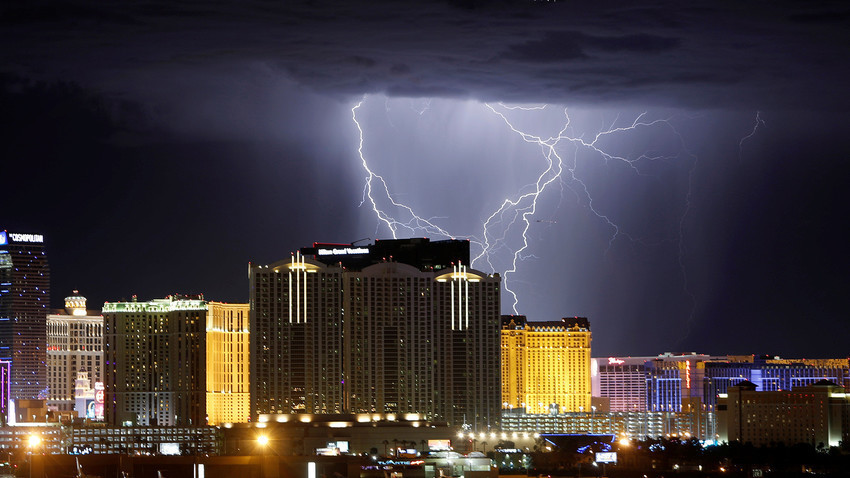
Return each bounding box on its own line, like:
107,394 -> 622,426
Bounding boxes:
205,301 -> 250,425
501,316 -> 591,414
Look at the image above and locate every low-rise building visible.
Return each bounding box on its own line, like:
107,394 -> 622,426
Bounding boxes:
718,380 -> 849,447
501,409 -> 699,439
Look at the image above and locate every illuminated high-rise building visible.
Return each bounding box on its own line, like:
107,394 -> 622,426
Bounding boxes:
592,356 -> 652,412
249,238 -> 502,430
593,353 -> 717,413
0,230 -> 49,400
644,354 -> 710,412
501,315 -> 592,414
46,292 -> 103,413
102,295 -> 249,426
205,301 -> 250,425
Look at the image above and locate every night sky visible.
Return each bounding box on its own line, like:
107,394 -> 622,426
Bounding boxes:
2,1 -> 848,358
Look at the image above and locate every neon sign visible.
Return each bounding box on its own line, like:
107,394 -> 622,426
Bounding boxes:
608,357 -> 625,365
317,247 -> 369,256
5,231 -> 44,244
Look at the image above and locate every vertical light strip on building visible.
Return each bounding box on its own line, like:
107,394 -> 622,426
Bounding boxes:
289,255 -> 294,324
464,266 -> 469,330
451,263 -> 469,330
289,252 -> 309,323
296,253 -> 301,323
454,263 -> 460,330
451,264 -> 456,330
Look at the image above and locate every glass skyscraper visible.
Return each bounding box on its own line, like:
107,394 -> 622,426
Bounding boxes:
0,230 -> 49,400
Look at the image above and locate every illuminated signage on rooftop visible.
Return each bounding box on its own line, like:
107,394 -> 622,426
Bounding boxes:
608,357 -> 625,365
2,232 -> 44,244
376,460 -> 424,466
316,247 -> 369,256
102,299 -> 207,313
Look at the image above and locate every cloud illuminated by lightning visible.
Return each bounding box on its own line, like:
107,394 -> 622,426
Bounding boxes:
351,96 -> 697,315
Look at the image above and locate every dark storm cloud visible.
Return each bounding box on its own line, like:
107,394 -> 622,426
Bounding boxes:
1,0 -> 847,110
502,31 -> 590,62
501,31 -> 680,62
3,0 -> 849,358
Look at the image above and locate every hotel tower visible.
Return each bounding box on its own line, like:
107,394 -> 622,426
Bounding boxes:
102,295 -> 249,426
249,238 -> 502,430
501,315 -> 592,414
0,230 -> 49,400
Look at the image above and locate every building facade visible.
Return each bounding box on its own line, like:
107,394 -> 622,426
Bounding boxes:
500,409 -> 695,439
592,354 -> 718,440
46,292 -> 103,413
249,238 -> 502,430
645,354 -> 710,413
103,296 -> 249,426
703,355 -> 850,439
0,230 -> 49,400
593,357 -> 651,413
718,380 -> 849,447
103,296 -> 207,426
205,301 -> 250,425
501,316 -> 592,415
67,425 -> 217,455
704,357 -> 850,410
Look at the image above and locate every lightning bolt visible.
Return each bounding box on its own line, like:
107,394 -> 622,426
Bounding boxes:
352,96 -> 697,320
739,111 -> 765,160
353,99 -> 454,239
475,103 -> 696,314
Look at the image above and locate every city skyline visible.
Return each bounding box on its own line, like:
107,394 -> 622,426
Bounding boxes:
2,1 -> 848,358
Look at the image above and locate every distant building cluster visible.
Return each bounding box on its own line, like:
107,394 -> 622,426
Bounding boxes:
2,229 -> 850,460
